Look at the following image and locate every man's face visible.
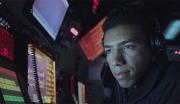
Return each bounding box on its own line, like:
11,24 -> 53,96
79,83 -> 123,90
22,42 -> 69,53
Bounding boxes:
103,25 -> 152,88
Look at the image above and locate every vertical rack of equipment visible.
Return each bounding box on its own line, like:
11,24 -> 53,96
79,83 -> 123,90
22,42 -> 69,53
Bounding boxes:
0,13 -> 30,104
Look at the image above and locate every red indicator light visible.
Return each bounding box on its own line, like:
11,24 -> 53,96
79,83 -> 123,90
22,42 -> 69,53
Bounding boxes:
92,0 -> 100,13
70,27 -> 79,36
175,51 -> 178,54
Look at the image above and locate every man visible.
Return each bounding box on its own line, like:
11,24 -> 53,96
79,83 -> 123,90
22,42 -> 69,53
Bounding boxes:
101,6 -> 180,104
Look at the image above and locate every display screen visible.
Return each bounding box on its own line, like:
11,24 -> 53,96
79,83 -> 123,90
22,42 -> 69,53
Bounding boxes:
79,18 -> 105,61
32,0 -> 69,40
0,67 -> 25,104
0,27 -> 14,60
28,44 -> 56,104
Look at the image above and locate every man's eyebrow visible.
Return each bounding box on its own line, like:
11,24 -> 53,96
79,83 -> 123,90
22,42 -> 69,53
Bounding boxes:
118,39 -> 136,46
104,39 -> 137,48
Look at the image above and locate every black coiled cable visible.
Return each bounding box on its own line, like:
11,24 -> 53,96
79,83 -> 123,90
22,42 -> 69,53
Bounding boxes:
30,44 -> 43,104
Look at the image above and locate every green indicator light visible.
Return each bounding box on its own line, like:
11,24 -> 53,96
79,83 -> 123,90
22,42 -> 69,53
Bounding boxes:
0,77 -> 22,92
4,79 -> 7,83
3,95 -> 24,102
2,84 -> 6,89
0,83 -> 2,87
0,77 -> 4,83
12,86 -> 15,91
15,97 -> 18,101
6,85 -> 9,90
8,85 -> 11,90
10,96 -> 13,101
9,80 -> 12,85
13,86 -> 16,91
6,79 -> 10,84
44,96 -> 51,103
11,81 -> 14,85
2,78 -> 5,83
6,79 -> 9,84
17,87 -> 20,92
6,96 -> 10,101
11,86 -> 14,90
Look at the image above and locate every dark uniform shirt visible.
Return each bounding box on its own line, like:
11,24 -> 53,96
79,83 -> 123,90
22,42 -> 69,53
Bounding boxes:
104,56 -> 180,104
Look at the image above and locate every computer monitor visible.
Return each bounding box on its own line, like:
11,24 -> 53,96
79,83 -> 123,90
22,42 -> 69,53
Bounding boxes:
0,67 -> 25,104
28,44 -> 56,104
32,0 -> 69,40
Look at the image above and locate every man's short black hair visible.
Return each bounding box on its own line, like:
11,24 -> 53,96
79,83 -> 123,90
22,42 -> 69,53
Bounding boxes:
103,5 -> 160,34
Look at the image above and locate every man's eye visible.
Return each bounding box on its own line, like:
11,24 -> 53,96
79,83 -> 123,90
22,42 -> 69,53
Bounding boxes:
123,45 -> 136,50
105,49 -> 111,54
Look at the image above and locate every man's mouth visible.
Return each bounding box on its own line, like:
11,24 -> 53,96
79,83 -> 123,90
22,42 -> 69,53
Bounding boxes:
113,71 -> 130,80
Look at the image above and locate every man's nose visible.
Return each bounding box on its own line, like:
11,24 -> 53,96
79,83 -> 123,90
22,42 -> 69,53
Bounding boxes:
111,48 -> 126,66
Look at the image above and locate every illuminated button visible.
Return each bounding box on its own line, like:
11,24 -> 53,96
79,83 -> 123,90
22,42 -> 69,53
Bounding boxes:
0,77 -> 4,83
3,95 -> 24,102
70,27 -> 79,36
0,83 -> 2,87
2,83 -> 6,89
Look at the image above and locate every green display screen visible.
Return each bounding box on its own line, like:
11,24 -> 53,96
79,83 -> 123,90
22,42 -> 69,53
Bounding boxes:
0,67 -> 25,104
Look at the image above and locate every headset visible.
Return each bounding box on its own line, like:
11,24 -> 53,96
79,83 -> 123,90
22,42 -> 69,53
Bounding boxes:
126,2 -> 166,54
125,1 -> 166,53
102,1 -> 166,54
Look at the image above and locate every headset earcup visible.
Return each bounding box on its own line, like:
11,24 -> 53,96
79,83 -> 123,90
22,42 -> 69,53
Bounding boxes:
150,34 -> 165,53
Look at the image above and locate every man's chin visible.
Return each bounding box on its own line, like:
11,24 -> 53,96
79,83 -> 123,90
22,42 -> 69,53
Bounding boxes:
117,80 -> 134,88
